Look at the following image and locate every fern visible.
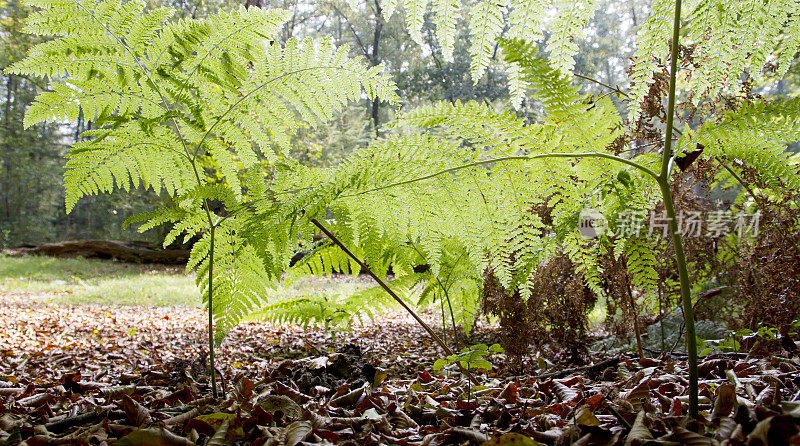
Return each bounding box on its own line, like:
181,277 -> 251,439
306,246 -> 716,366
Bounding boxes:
433,0 -> 460,61
245,276 -> 411,329
472,0 -> 596,83
13,0 -> 800,415
507,0 -> 546,42
193,217 -> 272,344
346,0 -> 597,103
7,0 -> 398,371
261,80 -> 653,316
546,0 -> 596,74
350,0 -> 798,115
683,98 -> 800,191
467,0 -> 506,81
626,0 -> 674,124
382,0 -> 398,18
621,236 -> 659,294
404,0 -> 428,45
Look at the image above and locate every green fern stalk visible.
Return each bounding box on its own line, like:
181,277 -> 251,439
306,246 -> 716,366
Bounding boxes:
657,0 -> 699,419
207,222 -> 217,397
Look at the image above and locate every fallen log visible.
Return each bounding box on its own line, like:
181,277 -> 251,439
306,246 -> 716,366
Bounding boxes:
6,238 -> 431,269
3,240 -> 189,264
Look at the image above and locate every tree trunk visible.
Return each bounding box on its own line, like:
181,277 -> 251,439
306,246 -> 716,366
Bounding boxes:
2,75 -> 14,224
370,0 -> 384,136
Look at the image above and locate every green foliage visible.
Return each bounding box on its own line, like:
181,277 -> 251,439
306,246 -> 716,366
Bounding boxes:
245,276 -> 407,329
360,0 -> 800,113
681,98 -> 800,191
591,310 -> 728,356
432,343 -> 504,372
236,35 -> 796,349
696,323 -> 800,357
343,0 -> 597,106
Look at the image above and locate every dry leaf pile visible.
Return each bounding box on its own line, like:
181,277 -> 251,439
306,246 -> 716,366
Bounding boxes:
1,296 -> 800,445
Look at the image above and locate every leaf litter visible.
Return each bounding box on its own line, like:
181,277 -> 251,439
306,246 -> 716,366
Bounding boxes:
1,295 -> 800,445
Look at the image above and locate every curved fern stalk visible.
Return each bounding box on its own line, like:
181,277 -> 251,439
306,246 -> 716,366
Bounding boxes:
8,0 -> 398,398
342,152 -> 660,196
658,0 -> 699,419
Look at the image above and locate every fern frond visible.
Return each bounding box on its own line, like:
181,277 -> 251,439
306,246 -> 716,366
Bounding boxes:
9,0 -> 400,344
404,0 -> 429,45
245,277 -> 410,329
468,0 -> 506,81
63,124 -> 193,211
629,0 -> 800,121
625,0 -> 673,123
545,0 -> 596,74
507,0 -> 546,41
499,38 -> 581,117
688,98 -> 800,190
383,0 -> 398,18
433,0 -> 460,61
622,237 -> 659,294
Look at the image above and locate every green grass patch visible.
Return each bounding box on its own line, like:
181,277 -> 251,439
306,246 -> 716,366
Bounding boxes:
0,254 -> 199,306
0,254 -> 371,308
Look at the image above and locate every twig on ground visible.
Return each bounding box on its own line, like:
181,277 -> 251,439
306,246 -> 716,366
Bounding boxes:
533,357 -> 621,380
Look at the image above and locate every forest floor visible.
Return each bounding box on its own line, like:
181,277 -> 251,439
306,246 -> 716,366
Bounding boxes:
1,256 -> 800,445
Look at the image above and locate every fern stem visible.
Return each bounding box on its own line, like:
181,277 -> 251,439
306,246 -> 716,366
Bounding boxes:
408,242 -> 462,349
572,73 -> 628,97
343,152 -> 659,198
626,270 -> 644,360
186,147 -> 220,399
441,280 -> 460,350
658,0 -> 698,419
310,218 -> 480,386
441,250 -> 470,351
439,293 -> 449,347
659,181 -> 696,416
207,221 -> 218,399
717,158 -> 758,202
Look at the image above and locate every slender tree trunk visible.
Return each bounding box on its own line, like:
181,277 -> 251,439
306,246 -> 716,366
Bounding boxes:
283,0 -> 299,40
2,75 -> 13,223
370,0 -> 383,136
